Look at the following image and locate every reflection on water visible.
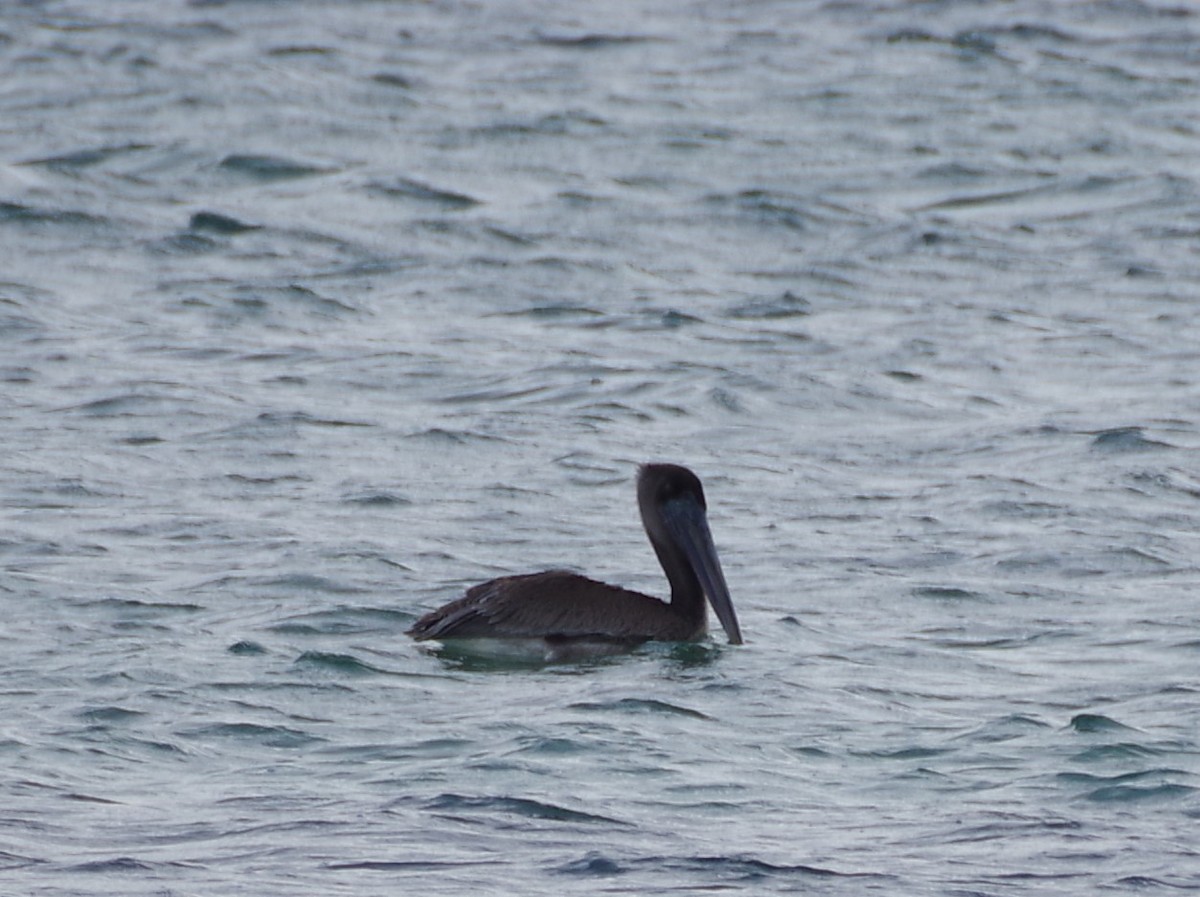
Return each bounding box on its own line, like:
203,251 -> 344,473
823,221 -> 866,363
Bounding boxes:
2,0 -> 1198,894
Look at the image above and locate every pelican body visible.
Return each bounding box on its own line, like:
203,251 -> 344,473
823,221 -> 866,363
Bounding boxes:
407,463 -> 742,657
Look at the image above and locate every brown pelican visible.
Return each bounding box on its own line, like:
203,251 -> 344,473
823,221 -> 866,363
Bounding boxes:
407,463 -> 742,659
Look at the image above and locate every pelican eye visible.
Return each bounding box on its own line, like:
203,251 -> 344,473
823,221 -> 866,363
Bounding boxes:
660,479 -> 704,509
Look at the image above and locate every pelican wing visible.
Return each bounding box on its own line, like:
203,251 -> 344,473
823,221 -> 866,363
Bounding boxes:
407,570 -> 696,642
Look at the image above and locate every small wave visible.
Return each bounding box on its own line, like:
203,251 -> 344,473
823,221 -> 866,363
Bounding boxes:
0,201 -> 108,229
1089,426 -> 1172,453
366,177 -> 479,209
1117,875 -> 1199,889
188,211 -> 261,235
568,697 -> 710,720
492,303 -> 605,319
851,745 -> 951,761
270,605 -> 408,635
68,856 -> 155,873
511,735 -> 593,756
179,722 -> 323,749
63,792 -> 123,805
227,640 -> 267,655
559,851 -> 892,882
218,153 -> 330,181
200,410 -> 368,442
23,143 -> 152,170
705,188 -> 813,232
292,651 -> 390,677
1071,743 -> 1165,763
326,737 -> 475,762
556,852 -> 624,876
1069,713 -> 1136,734
327,859 -> 494,871
1059,767 -> 1196,803
371,71 -> 418,90
1084,783 -> 1195,803
911,586 -> 987,601
535,32 -> 659,49
0,849 -> 44,869
639,854 -> 888,882
423,793 -> 630,826
726,290 -> 812,320
56,393 -> 182,417
76,706 -> 146,724
258,574 -> 367,595
961,714 -> 1052,743
85,597 -> 204,617
342,490 -> 412,507
403,426 -> 506,443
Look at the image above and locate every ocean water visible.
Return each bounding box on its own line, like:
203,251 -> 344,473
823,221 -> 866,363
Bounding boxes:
3,0 -> 1199,893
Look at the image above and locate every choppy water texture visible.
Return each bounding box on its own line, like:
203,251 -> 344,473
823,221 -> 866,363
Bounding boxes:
2,0 -> 1200,893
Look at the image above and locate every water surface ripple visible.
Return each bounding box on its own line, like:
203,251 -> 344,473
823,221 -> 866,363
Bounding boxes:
2,1 -> 1199,894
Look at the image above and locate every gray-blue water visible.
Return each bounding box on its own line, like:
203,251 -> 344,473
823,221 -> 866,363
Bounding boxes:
3,1 -> 1200,893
